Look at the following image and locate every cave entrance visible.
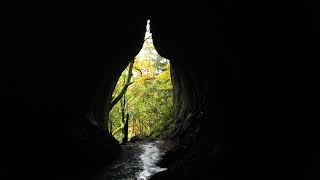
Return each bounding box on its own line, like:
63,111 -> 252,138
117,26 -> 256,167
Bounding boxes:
108,20 -> 173,143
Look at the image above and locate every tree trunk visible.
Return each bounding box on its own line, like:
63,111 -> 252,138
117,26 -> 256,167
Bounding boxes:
121,97 -> 125,124
122,113 -> 129,143
112,95 -> 126,136
110,60 -> 134,109
108,60 -> 133,136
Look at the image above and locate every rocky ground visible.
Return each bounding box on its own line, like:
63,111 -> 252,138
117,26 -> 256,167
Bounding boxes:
90,139 -> 174,180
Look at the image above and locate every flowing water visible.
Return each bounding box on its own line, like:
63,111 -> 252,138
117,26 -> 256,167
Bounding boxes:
137,142 -> 167,179
93,141 -> 167,180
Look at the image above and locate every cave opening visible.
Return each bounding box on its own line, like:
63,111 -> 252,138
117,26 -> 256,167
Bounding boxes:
107,20 -> 174,143
12,5 -> 311,180
94,18 -> 203,180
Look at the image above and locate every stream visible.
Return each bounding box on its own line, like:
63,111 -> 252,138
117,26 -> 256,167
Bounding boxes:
93,141 -> 167,180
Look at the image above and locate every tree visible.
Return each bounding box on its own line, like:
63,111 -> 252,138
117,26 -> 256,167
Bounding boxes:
109,60 -> 133,138
108,20 -> 173,142
109,52 -> 173,142
110,60 -> 134,109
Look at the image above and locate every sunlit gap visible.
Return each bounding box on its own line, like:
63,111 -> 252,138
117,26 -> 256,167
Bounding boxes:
108,20 -> 173,143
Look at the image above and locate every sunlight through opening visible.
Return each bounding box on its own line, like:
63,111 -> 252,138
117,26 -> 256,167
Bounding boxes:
109,20 -> 173,143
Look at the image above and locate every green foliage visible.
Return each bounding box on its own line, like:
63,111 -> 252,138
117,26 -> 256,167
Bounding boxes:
109,34 -> 173,142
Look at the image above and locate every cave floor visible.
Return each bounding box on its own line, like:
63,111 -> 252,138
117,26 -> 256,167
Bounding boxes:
90,140 -> 173,180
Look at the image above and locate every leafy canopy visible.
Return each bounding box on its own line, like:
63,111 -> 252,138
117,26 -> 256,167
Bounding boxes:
109,22 -> 173,142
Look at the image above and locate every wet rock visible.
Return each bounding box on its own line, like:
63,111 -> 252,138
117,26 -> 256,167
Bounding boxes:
93,141 -> 166,180
130,135 -> 149,143
149,170 -> 170,180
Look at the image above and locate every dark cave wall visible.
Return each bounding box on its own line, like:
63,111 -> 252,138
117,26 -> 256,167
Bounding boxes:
3,2 -> 316,180
149,6 -> 317,179
10,9 -> 148,178
168,59 -> 207,139
149,14 -> 233,179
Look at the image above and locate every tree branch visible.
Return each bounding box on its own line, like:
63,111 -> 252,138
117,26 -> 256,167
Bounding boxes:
134,67 -> 143,75
110,60 -> 134,109
112,121 -> 124,136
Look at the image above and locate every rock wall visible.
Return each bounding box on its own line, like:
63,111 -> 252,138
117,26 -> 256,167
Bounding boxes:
148,5 -> 317,180
2,2 -> 316,180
